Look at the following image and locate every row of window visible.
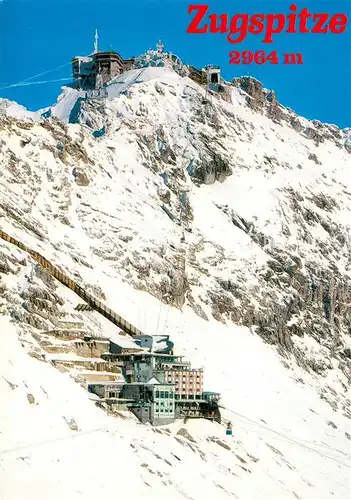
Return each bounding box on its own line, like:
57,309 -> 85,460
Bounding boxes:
154,401 -> 174,414
168,379 -> 202,384
172,388 -> 202,394
168,381 -> 202,388
155,402 -> 173,408
108,392 -> 122,398
174,394 -> 203,400
170,383 -> 202,388
155,391 -> 174,399
154,407 -> 174,414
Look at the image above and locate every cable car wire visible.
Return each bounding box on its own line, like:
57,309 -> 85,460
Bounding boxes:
220,405 -> 351,468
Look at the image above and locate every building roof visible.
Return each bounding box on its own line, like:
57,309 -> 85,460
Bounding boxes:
153,342 -> 168,352
154,335 -> 169,341
88,381 -> 125,387
107,351 -> 182,358
147,377 -> 160,385
158,361 -> 192,367
107,331 -> 144,351
123,381 -> 175,387
135,334 -> 169,343
72,56 -> 93,63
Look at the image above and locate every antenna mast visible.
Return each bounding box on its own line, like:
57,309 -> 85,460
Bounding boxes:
94,29 -> 99,54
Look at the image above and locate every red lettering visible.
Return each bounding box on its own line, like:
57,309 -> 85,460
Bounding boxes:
263,14 -> 286,43
187,4 -> 209,34
229,51 -> 241,64
249,14 -> 265,35
186,6 -> 348,44
209,14 -> 228,34
242,50 -> 254,64
312,13 -> 329,33
228,50 -> 280,65
298,8 -> 312,33
228,14 -> 249,43
286,4 -> 298,33
267,50 -> 279,64
254,50 -> 266,64
329,13 -> 348,34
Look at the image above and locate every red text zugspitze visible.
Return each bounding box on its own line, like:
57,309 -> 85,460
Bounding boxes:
187,4 -> 348,43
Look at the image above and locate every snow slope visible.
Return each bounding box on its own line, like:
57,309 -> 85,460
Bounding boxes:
0,67 -> 351,499
1,283 -> 350,500
45,68 -> 184,124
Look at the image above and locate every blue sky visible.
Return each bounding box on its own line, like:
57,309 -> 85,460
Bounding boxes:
0,0 -> 350,127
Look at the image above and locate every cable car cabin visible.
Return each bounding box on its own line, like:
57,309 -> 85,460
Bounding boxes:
203,65 -> 221,92
226,422 -> 233,436
210,72 -> 219,84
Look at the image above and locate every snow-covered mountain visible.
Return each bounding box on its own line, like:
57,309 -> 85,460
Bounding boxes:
0,66 -> 350,499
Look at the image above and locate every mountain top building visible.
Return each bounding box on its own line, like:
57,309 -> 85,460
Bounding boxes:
71,32 -> 223,96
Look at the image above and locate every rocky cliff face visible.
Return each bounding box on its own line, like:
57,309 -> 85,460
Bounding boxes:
232,76 -> 347,150
0,67 -> 350,415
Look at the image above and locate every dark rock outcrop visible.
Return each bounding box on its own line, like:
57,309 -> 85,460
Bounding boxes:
190,153 -> 232,185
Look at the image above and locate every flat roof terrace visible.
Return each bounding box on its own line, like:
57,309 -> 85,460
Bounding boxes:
93,51 -> 124,64
104,352 -> 185,359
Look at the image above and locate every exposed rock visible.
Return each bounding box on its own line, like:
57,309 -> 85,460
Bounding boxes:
208,437 -> 231,450
190,153 -> 232,185
0,253 -> 12,274
177,428 -> 196,443
266,91 -> 282,122
290,117 -> 303,133
233,76 -> 265,112
27,393 -> 35,404
63,417 -> 79,431
308,153 -> 321,165
73,168 -> 90,186
157,186 -> 171,204
235,454 -> 248,464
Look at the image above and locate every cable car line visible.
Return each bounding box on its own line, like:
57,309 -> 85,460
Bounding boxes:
0,77 -> 73,91
220,405 -> 351,468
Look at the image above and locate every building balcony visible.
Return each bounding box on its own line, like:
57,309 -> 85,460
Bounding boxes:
159,363 -> 203,372
157,359 -> 191,366
174,394 -> 205,401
